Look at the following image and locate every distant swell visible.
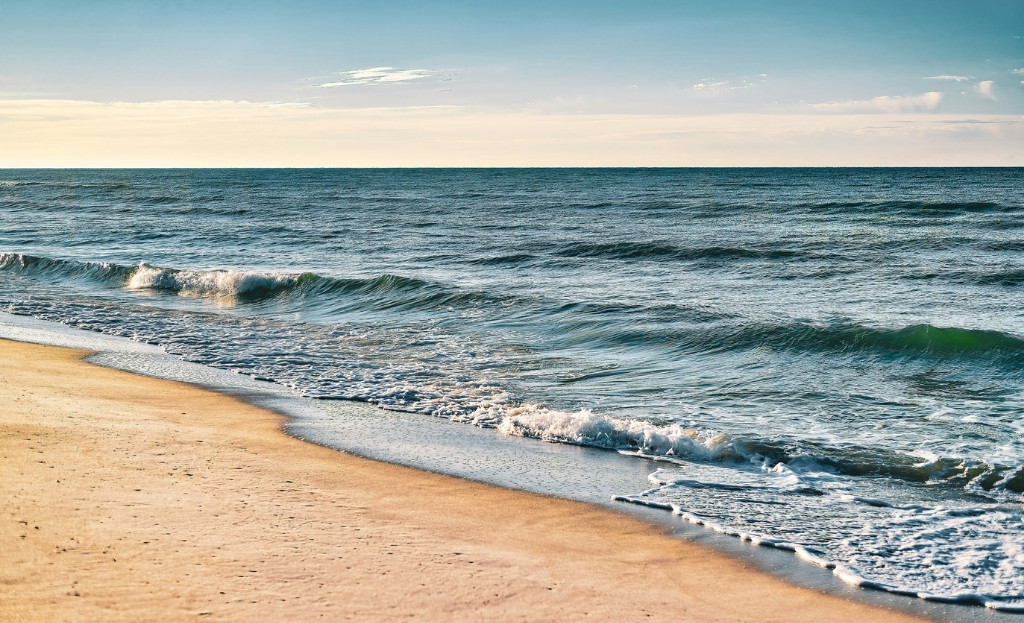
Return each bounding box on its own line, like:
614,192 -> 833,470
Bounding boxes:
555,241 -> 802,262
795,199 -> 1015,215
876,200 -> 1005,215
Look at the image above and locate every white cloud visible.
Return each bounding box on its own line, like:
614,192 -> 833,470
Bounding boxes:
315,67 -> 440,88
693,79 -> 728,90
692,75 -> 766,94
1012,68 -> 1024,75
924,75 -> 971,82
808,92 -> 942,114
978,80 -> 996,99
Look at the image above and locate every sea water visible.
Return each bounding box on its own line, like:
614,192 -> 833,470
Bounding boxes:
2,168 -> 1023,611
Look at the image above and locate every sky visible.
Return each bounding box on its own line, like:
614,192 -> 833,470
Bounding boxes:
1,0 -> 1022,166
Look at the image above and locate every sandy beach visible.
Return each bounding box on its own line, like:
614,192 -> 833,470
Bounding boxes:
0,338 -> 930,622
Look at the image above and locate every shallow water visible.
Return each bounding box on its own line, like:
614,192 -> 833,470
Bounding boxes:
2,168 -> 1023,610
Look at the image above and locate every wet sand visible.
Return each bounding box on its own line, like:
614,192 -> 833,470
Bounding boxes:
0,338 -> 931,622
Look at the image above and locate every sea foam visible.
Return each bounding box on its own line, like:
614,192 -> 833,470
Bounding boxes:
490,403 -> 738,461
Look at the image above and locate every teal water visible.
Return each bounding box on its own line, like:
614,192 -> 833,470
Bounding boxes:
2,168 -> 1023,609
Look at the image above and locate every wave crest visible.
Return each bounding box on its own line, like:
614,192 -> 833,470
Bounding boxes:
126,264 -> 299,297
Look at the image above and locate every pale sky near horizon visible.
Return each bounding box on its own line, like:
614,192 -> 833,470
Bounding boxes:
2,1 -> 1022,166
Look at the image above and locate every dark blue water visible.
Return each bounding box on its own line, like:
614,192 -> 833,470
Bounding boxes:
2,168 -> 1024,609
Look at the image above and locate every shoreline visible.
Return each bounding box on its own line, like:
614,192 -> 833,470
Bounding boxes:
0,338 -> 934,622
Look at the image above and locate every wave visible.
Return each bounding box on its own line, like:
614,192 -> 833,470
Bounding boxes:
685,321 -> 1024,361
544,315 -> 1024,367
902,266 -> 1024,288
975,269 -> 1024,287
0,252 -> 134,284
794,199 -> 1015,215
477,401 -> 1024,504
0,252 -> 507,313
126,264 -> 300,297
466,253 -> 539,266
554,240 -> 801,262
7,254 -> 1020,364
802,323 -> 1024,355
126,264 -> 508,313
543,300 -> 731,323
881,200 -> 1007,215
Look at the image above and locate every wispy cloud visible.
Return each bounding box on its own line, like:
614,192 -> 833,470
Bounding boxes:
1011,68 -> 1024,75
258,102 -> 311,109
808,92 -> 942,114
315,67 -> 444,88
978,80 -> 996,100
692,79 -> 728,90
924,75 -> 971,82
692,74 -> 767,94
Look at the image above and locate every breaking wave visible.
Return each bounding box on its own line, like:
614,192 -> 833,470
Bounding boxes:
478,402 -> 1024,502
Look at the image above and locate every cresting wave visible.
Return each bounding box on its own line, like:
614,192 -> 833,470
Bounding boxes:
126,263 -> 300,297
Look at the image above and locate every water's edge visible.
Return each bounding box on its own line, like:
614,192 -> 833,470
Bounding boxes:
2,311 -> 1014,623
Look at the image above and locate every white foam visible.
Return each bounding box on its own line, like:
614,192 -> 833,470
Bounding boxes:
490,403 -> 736,460
619,469 -> 1024,613
126,263 -> 296,297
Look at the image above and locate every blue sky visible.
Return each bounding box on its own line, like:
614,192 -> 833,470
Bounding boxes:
2,1 -> 1022,165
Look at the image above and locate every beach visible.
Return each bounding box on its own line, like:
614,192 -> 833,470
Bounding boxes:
4,169 -> 1024,608
0,337 -> 933,622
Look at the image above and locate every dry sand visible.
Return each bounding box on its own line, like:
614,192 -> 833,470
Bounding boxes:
0,338 -> 931,622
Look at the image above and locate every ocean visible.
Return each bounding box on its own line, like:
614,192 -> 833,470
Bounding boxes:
2,167 -> 1023,612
